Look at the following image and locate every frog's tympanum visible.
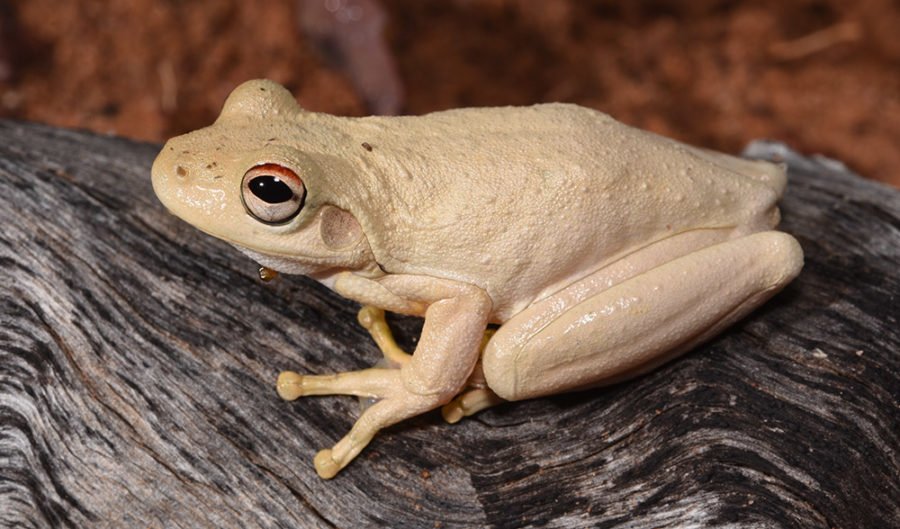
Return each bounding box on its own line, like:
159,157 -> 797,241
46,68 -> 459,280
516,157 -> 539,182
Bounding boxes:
151,80 -> 803,478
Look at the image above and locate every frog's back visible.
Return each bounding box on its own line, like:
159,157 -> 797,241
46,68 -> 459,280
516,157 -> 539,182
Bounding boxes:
326,104 -> 786,320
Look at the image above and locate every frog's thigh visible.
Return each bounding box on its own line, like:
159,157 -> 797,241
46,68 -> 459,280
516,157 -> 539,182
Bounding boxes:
483,231 -> 803,401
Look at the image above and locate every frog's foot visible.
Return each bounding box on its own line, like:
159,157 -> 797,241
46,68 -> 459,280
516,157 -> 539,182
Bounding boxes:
357,306 -> 412,367
441,387 -> 505,424
276,367 -> 440,478
314,389 -> 443,478
277,368 -> 400,401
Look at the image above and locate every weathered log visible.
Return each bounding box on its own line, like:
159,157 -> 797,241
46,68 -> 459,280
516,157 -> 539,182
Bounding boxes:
0,121 -> 897,528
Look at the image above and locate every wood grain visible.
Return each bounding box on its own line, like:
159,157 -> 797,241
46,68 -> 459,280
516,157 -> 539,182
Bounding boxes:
0,122 -> 897,528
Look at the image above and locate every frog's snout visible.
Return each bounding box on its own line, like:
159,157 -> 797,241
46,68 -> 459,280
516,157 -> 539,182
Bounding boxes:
151,139 -> 204,218
151,144 -> 179,204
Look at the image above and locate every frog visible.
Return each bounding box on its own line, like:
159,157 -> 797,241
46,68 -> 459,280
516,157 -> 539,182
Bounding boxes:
151,79 -> 803,479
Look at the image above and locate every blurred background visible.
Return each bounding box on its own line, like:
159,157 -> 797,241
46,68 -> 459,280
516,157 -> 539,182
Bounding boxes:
1,0 -> 897,186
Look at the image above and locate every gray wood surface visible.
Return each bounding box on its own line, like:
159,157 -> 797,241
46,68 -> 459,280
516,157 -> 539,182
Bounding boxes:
0,121 -> 897,528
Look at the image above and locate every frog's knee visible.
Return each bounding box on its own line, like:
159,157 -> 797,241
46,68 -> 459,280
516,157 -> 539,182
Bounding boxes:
481,307 -> 596,401
759,231 -> 804,286
481,335 -> 524,401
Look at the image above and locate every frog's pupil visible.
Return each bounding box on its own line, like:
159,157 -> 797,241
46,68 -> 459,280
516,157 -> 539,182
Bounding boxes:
249,175 -> 294,204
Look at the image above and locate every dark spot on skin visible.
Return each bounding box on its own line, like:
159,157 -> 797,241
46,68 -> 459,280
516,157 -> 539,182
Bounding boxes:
205,164 -> 213,169
361,142 -> 373,152
260,87 -> 266,91
213,175 -> 223,180
176,166 -> 187,177
267,137 -> 277,142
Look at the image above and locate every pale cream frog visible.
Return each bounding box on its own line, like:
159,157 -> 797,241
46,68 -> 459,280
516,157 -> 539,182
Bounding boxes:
151,79 -> 803,479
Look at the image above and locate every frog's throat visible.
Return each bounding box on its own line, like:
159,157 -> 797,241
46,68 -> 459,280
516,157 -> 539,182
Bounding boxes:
231,244 -> 341,276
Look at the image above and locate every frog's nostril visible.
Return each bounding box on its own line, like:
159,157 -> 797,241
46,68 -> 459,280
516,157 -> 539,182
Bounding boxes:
176,165 -> 188,178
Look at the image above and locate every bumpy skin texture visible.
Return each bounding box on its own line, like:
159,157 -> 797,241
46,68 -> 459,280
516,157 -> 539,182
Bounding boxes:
151,79 -> 803,478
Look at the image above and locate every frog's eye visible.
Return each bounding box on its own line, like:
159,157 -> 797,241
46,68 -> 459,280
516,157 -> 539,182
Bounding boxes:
241,164 -> 306,224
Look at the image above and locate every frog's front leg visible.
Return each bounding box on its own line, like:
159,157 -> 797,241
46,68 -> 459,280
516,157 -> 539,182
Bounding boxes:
287,272 -> 491,479
353,307 -> 505,423
356,305 -> 413,367
274,307 -> 412,409
482,231 -> 803,401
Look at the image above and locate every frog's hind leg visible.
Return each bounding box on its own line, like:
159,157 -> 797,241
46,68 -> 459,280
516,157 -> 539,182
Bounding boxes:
482,231 -> 803,401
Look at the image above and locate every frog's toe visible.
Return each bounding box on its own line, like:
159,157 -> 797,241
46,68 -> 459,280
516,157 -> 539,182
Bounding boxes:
277,368 -> 400,401
314,449 -> 341,479
276,370 -> 305,401
441,388 -> 505,424
356,305 -> 413,366
356,305 -> 384,330
441,402 -> 465,424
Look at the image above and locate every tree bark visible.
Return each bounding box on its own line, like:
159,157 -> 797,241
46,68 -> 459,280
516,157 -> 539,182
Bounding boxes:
0,122 -> 897,528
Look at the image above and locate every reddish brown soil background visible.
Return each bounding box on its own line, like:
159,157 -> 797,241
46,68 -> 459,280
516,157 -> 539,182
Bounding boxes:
2,0 -> 898,186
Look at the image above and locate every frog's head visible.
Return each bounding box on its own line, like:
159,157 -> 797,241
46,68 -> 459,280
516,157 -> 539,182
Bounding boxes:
151,79 -> 375,276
